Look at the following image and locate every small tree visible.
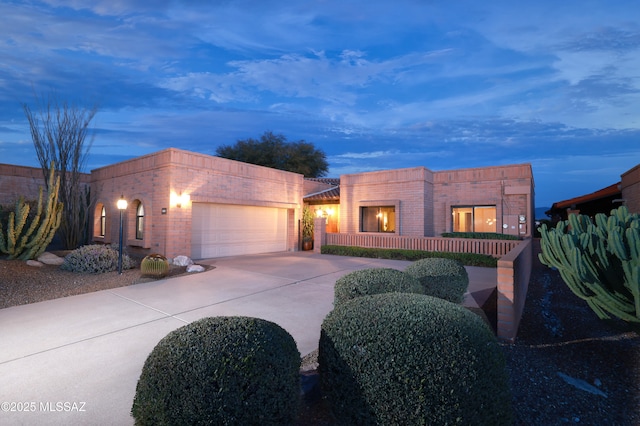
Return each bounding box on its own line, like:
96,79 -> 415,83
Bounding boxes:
538,206 -> 640,323
23,92 -> 97,249
216,131 -> 329,177
302,206 -> 314,243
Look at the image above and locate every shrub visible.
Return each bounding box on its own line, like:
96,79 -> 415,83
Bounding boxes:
441,232 -> 520,240
318,293 -> 512,425
131,316 -> 301,426
333,267 -> 422,307
320,245 -> 497,267
404,257 -> 469,303
60,244 -> 135,273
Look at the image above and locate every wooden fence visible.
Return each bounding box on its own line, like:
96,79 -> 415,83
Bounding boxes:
325,233 -> 519,258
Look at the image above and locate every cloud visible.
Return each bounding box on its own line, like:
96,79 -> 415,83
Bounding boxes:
559,27 -> 640,52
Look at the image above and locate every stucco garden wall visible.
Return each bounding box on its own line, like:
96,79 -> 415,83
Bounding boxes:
0,163 -> 90,206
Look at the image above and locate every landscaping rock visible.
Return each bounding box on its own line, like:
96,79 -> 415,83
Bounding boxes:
186,264 -> 204,273
38,252 -> 65,266
173,255 -> 193,266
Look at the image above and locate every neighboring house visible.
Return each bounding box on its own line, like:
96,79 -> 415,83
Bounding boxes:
622,164 -> 640,214
545,162 -> 640,223
545,182 -> 622,223
1,149 -> 536,259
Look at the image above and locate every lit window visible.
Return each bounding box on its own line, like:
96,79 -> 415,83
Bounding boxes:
136,203 -> 144,240
361,206 -> 395,233
100,206 -> 106,237
452,206 -> 496,233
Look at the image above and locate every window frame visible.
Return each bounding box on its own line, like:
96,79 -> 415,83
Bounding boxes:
451,205 -> 497,233
360,205 -> 396,233
135,203 -> 144,240
99,206 -> 106,237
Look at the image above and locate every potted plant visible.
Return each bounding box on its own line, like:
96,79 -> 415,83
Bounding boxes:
302,206 -> 314,250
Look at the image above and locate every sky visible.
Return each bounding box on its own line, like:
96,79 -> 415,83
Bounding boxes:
1,1 -> 639,209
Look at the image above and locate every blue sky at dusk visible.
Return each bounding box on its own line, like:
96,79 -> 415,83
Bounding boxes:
1,0 -> 639,208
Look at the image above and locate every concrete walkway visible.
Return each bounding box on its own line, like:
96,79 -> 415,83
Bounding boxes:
0,252 -> 496,425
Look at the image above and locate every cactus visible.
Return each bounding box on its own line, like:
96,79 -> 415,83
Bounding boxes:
140,253 -> 170,278
538,206 -> 640,323
0,164 -> 63,260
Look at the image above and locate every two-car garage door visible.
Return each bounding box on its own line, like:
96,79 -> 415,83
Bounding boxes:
191,203 -> 288,259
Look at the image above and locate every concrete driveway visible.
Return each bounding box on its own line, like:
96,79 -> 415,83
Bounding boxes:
0,251 -> 495,425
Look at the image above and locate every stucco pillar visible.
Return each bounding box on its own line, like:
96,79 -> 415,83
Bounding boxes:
314,217 -> 326,253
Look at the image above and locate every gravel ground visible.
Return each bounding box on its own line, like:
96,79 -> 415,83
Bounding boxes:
1,242 -> 639,425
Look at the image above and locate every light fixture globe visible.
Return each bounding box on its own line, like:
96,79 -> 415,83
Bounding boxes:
117,196 -> 128,210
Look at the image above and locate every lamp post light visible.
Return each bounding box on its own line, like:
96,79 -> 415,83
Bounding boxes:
117,195 -> 128,274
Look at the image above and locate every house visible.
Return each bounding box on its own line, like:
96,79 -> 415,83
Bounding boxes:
305,164 -> 535,241
90,148 -> 304,259
545,162 -> 640,223
622,164 -> 640,214
1,148 -> 535,259
545,182 -> 622,223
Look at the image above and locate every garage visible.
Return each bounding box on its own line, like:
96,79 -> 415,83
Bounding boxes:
191,203 -> 288,259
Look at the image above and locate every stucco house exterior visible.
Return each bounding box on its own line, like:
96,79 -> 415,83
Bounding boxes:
90,148 -> 304,259
1,148 -> 535,259
306,164 -> 535,241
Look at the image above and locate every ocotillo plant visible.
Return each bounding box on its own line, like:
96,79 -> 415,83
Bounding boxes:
0,164 -> 63,260
538,206 -> 640,323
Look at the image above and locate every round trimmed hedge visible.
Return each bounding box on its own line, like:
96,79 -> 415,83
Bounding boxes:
333,267 -> 423,307
318,293 -> 512,425
404,257 -> 469,303
131,316 -> 301,425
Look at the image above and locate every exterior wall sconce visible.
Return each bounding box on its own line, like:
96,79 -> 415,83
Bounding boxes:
171,192 -> 190,208
117,195 -> 128,274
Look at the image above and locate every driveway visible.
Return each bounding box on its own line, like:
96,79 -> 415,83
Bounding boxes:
0,251 -> 495,425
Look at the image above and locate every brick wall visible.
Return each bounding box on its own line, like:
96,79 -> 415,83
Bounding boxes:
90,148 -> 304,258
433,164 -> 534,237
340,163 -> 534,238
340,167 -> 434,236
0,163 -> 90,206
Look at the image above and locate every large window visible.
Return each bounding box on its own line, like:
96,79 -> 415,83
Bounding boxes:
452,206 -> 496,233
361,206 -> 395,233
136,203 -> 144,240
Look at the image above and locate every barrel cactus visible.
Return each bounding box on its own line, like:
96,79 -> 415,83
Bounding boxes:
141,253 -> 170,278
538,206 -> 640,323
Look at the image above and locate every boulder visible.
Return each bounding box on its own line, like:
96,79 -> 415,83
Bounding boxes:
186,264 -> 205,273
37,252 -> 65,266
26,260 -> 44,267
173,255 -> 194,266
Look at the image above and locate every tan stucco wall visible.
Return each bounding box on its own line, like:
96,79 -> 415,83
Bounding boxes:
340,167 -> 434,236
433,164 -> 535,237
91,148 -> 304,258
0,163 -> 91,206
340,163 -> 534,237
621,164 -> 640,214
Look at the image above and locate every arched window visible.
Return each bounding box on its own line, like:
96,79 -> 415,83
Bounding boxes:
100,206 -> 106,237
136,203 -> 144,240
